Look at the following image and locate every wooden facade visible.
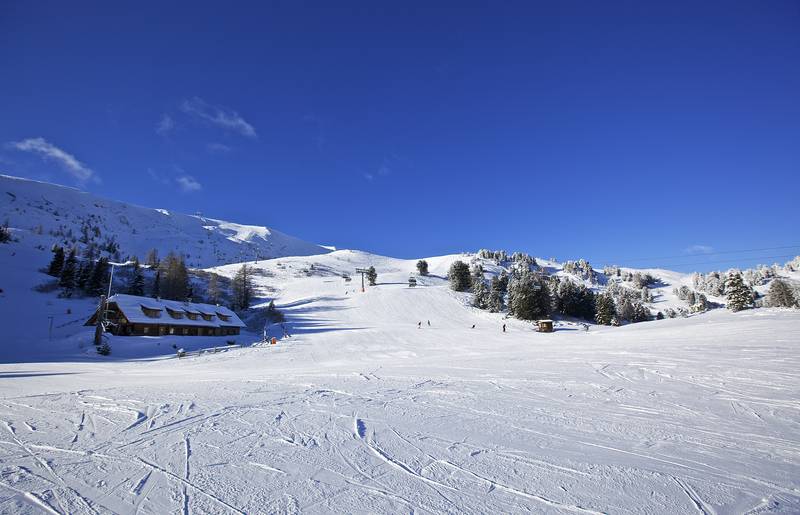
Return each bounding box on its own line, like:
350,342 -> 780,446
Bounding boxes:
85,294 -> 244,337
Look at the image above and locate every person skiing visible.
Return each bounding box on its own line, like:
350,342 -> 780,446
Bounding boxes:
427,320 -> 430,326
502,323 -> 506,333
471,324 -> 475,329
418,321 -> 422,329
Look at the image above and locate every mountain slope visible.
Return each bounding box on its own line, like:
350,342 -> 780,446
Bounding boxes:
0,174 -> 329,267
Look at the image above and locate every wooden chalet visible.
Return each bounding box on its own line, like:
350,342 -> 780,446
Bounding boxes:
85,294 -> 246,336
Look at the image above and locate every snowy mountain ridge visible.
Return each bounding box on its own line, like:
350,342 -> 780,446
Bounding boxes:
0,174 -> 329,268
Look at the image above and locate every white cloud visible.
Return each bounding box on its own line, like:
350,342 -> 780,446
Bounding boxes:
156,114 -> 174,136
176,175 -> 202,192
207,142 -> 232,153
684,244 -> 714,255
8,137 -> 95,182
363,172 -> 374,181
180,97 -> 257,138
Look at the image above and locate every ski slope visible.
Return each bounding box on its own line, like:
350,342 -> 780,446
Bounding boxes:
1,250 -> 799,513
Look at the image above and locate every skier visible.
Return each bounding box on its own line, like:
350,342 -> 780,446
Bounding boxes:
471,324 -> 475,329
427,320 -> 430,326
418,321 -> 422,329
502,323 -> 506,333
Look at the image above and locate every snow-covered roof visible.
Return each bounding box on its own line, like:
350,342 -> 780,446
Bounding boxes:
107,294 -> 246,328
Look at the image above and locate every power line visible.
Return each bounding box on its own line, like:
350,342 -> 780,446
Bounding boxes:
595,245 -> 800,266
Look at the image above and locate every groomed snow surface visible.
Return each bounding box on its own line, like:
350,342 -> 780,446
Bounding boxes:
1,251 -> 799,514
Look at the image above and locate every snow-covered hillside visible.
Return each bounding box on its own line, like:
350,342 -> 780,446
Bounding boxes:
0,174 -> 329,268
2,198 -> 800,512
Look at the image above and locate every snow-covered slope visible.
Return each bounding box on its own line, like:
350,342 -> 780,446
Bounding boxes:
0,174 -> 329,268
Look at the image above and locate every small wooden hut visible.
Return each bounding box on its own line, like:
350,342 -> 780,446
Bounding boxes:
537,319 -> 554,333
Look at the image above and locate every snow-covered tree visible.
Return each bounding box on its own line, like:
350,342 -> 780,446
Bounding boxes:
725,271 -> 754,312
594,292 -> 616,325
764,279 -> 798,308
617,298 -> 635,322
448,260 -> 471,292
472,277 -> 490,309
507,271 -> 550,320
366,266 -> 377,286
487,276 -> 505,312
416,260 -> 429,276
691,293 -> 709,313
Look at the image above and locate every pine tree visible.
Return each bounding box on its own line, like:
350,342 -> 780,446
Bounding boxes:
595,292 -> 616,325
366,266 -> 377,286
617,298 -> 635,322
266,300 -> 285,322
152,270 -> 161,298
472,276 -> 490,309
496,270 -> 509,293
232,264 -> 255,310
59,248 -> 78,293
725,271 -> 754,312
448,261 -> 471,292
765,279 -> 797,308
487,276 -> 505,312
127,258 -> 145,296
416,260 -> 429,276
691,293 -> 708,313
88,257 -> 110,297
77,260 -> 94,292
631,302 -> 651,322
47,246 -> 65,277
507,271 -> 550,320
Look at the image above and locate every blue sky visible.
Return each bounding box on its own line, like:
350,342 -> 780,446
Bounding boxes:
1,1 -> 798,271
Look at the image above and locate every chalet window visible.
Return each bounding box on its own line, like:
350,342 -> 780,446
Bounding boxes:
143,326 -> 150,334
169,327 -> 175,334
141,306 -> 162,318
201,314 -> 214,322
186,313 -> 199,320
182,328 -> 188,335
217,313 -> 231,322
167,308 -> 184,319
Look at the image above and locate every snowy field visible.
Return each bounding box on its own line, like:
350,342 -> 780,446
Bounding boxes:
1,252 -> 799,514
